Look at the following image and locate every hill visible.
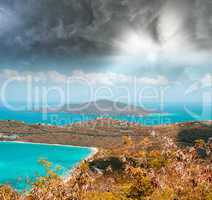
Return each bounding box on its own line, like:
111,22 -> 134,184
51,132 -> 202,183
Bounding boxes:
61,99 -> 151,116
1,119 -> 211,200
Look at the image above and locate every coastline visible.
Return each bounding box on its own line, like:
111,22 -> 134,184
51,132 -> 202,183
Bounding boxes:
0,140 -> 98,187
0,118 -> 211,198
64,146 -> 98,183
0,119 -> 210,191
0,140 -> 96,150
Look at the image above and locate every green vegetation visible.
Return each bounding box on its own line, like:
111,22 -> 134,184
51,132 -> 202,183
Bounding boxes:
177,125 -> 212,145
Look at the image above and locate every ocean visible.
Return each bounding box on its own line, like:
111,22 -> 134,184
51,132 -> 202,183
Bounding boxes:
0,102 -> 210,190
0,102 -> 211,126
115,102 -> 212,125
0,142 -> 92,191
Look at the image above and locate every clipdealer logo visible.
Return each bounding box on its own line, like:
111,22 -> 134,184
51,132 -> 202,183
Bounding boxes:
184,78 -> 212,124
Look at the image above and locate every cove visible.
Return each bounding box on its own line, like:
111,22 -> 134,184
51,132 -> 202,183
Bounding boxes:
0,141 -> 93,191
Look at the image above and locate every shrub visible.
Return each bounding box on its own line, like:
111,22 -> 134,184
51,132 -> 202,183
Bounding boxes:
0,185 -> 20,200
177,127 -> 212,145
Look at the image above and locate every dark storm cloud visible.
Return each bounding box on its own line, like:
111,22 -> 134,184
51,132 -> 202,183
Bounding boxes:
0,0 -> 163,56
0,0 -> 212,71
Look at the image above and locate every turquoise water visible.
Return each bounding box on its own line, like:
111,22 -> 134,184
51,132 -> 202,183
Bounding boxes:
0,103 -> 211,126
115,103 -> 211,125
0,103 -> 210,190
0,142 -> 92,191
0,107 -> 97,126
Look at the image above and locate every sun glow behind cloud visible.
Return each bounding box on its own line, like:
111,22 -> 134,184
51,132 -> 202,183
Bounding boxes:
109,0 -> 212,83
114,26 -> 199,66
115,30 -> 160,63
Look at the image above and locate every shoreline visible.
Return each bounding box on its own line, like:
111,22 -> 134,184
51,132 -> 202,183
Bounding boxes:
0,140 -> 98,188
64,146 -> 98,183
0,116 -> 211,128
0,140 -> 96,150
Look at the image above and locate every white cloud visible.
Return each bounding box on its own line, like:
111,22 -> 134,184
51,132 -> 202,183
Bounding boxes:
70,70 -> 169,86
137,76 -> 169,85
0,69 -> 27,81
71,71 -> 132,85
113,0 -> 212,69
0,69 -> 66,83
1,69 -> 19,78
46,71 -> 67,83
0,69 -> 169,86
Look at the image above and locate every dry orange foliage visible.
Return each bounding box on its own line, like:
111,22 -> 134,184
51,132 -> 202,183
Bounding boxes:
0,136 -> 211,200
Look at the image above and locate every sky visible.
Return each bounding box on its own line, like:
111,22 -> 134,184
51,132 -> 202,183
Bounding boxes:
0,0 -> 211,106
